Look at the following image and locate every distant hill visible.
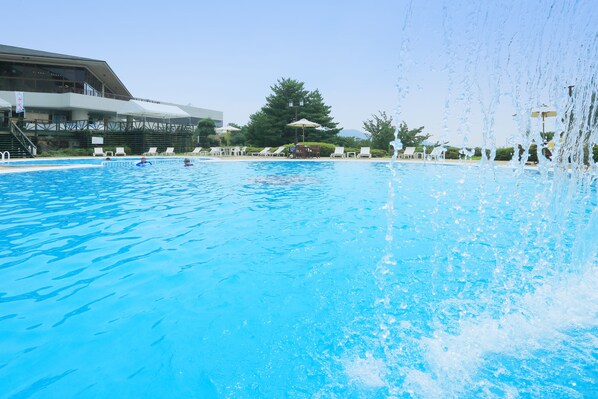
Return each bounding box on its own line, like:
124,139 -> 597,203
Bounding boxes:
339,129 -> 368,139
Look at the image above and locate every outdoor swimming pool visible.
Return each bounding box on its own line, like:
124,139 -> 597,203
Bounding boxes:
0,157 -> 184,167
0,161 -> 596,398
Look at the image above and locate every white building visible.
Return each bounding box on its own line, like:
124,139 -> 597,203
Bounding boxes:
0,44 -> 223,156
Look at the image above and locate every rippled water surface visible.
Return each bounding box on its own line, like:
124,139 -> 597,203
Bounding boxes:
0,161 -> 596,398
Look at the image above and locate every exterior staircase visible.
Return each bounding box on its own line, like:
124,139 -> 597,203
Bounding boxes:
0,122 -> 36,158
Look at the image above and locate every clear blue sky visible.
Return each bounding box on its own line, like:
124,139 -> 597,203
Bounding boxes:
4,0 -> 596,146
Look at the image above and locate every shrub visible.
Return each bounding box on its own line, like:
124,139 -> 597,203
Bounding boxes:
514,145 -> 538,163
302,142 -> 336,157
494,147 -> 514,161
370,149 -> 387,158
40,148 -> 90,157
444,147 -> 459,160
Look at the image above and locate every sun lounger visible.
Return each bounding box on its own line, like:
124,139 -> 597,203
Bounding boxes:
266,146 -> 286,156
188,147 -> 202,155
330,147 -> 345,158
251,147 -> 271,156
357,147 -> 371,158
427,147 -> 446,161
399,147 -> 416,159
114,147 -> 127,156
208,147 -> 222,156
92,147 -> 106,157
143,147 -> 158,156
162,147 -> 175,156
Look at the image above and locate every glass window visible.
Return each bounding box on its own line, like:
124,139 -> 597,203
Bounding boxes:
36,79 -> 56,92
0,62 -> 12,77
22,78 -> 37,91
0,61 -> 111,97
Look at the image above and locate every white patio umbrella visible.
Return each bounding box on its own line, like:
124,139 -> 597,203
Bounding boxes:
531,104 -> 557,139
0,98 -> 11,109
215,125 -> 241,134
287,118 -> 320,143
215,125 -> 241,145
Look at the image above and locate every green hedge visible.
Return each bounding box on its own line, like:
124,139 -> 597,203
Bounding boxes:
214,143 -> 598,162
495,147 -> 515,161
40,148 -> 91,157
245,143 -> 389,158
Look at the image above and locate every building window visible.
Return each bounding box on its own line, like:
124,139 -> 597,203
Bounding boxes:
0,61 -> 105,97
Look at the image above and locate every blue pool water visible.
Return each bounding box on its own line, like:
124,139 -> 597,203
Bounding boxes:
0,161 -> 596,398
0,157 -> 185,167
2,158 -> 107,166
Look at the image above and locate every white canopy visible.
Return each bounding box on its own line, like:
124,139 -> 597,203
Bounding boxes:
531,104 -> 557,118
215,125 -> 241,134
123,99 -> 190,118
287,118 -> 320,128
0,98 -> 11,109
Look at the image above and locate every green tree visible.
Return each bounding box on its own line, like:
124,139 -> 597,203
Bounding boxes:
334,135 -> 369,148
301,90 -> 341,142
363,111 -> 430,150
229,128 -> 245,145
396,122 -> 430,147
245,111 -> 273,147
247,78 -> 341,146
362,111 -> 395,150
196,117 -> 216,147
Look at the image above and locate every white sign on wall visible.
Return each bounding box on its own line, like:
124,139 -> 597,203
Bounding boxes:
91,136 -> 104,145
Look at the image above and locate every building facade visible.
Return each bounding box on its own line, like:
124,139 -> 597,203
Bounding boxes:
0,44 -> 223,156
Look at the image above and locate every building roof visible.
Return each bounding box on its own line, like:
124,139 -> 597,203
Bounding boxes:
123,100 -> 191,119
0,44 -> 133,99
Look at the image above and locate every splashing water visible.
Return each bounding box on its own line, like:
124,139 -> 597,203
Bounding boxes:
362,1 -> 598,397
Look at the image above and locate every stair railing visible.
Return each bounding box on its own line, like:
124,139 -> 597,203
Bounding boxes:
10,121 -> 37,157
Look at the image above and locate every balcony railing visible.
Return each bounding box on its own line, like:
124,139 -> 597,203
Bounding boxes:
21,120 -> 194,134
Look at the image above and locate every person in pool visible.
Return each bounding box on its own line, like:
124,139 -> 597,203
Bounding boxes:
184,158 -> 193,167
136,156 -> 152,166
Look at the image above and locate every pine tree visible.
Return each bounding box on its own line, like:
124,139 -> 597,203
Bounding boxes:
247,78 -> 341,146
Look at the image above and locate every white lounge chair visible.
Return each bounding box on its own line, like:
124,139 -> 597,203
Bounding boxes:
208,147 -> 222,156
143,147 -> 158,156
240,146 -> 247,156
427,147 -> 446,161
162,147 -> 175,155
330,147 -> 345,158
266,146 -> 286,156
357,147 -> 371,158
399,147 -> 416,159
114,147 -> 127,156
251,147 -> 271,156
230,146 -> 242,156
92,147 -> 106,157
188,147 -> 202,155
